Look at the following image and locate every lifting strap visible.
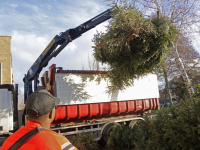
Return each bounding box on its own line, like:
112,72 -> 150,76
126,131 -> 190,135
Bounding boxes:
8,127 -> 46,150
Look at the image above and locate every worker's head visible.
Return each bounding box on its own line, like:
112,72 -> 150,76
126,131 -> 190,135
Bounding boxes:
25,89 -> 60,126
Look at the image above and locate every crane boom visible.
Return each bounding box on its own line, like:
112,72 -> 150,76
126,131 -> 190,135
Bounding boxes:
23,9 -> 112,100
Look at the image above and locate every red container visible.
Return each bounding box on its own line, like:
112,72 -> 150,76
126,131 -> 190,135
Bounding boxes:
53,98 -> 159,124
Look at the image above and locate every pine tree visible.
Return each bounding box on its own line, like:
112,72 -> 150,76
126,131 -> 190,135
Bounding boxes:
92,1 -> 179,92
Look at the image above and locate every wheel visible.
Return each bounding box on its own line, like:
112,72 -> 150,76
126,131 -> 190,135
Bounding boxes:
100,122 -> 120,145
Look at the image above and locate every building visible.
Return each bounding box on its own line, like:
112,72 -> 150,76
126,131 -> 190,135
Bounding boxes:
0,36 -> 13,84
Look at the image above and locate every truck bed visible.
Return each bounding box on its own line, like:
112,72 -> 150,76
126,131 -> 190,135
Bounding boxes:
42,64 -> 160,124
53,98 -> 159,124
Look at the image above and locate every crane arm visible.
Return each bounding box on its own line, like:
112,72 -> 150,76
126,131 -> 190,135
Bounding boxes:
23,9 -> 112,99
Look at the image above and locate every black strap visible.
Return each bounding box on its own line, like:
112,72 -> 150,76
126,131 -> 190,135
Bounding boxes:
8,127 -> 46,150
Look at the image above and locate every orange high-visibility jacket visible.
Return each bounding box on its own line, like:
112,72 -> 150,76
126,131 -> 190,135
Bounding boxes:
1,121 -> 77,150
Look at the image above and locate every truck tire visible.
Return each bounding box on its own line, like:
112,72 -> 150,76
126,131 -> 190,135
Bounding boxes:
100,122 -> 120,145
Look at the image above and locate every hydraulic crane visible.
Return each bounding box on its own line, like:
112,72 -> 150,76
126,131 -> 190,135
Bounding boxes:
23,9 -> 112,101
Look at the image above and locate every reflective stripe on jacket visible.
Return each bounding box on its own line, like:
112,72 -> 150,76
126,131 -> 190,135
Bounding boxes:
1,121 -> 77,150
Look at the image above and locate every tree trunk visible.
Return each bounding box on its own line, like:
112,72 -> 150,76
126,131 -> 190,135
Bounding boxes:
163,68 -> 173,106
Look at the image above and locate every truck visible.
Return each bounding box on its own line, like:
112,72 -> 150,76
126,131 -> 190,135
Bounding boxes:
0,84 -> 19,145
0,8 -> 160,145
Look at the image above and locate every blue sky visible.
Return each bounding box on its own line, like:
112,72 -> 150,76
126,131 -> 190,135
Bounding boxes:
0,0 -> 110,92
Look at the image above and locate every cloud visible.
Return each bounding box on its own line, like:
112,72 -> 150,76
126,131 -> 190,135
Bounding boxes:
11,21 -> 107,93
11,31 -> 50,89
1,0 -> 110,96
192,37 -> 200,53
2,2 -> 18,7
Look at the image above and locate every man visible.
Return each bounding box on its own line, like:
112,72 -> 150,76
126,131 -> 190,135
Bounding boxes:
1,90 -> 77,150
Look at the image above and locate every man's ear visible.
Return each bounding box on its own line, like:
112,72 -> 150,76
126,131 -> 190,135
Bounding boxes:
49,110 -> 53,119
49,107 -> 55,119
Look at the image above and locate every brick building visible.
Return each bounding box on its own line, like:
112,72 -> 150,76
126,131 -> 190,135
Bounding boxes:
0,36 -> 13,84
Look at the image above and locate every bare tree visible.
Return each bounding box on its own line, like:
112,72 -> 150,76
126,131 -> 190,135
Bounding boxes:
88,53 -> 109,71
18,90 -> 25,110
88,54 -> 100,71
133,0 -> 200,32
133,0 -> 200,101
158,35 -> 200,101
